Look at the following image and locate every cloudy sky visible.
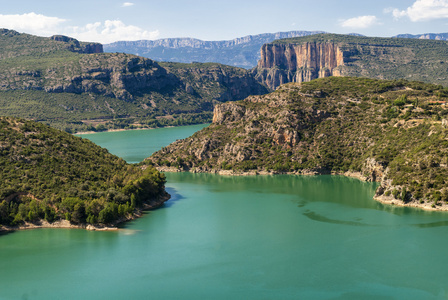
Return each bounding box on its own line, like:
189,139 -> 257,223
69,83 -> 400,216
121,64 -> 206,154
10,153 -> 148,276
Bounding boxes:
1,0 -> 448,43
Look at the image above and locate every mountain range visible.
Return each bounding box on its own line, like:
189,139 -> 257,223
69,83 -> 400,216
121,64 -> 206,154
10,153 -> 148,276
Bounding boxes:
3,29 -> 448,133
104,30 -> 448,69
104,31 -> 326,69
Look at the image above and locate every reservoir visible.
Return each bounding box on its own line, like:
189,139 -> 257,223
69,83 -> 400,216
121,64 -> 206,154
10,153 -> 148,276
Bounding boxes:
1,125 -> 448,299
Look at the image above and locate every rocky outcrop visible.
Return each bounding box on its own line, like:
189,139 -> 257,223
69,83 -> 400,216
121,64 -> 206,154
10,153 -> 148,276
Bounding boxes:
19,53 -> 174,101
50,35 -> 103,54
161,63 -> 269,103
253,42 -> 344,89
252,33 -> 448,89
362,158 -> 387,182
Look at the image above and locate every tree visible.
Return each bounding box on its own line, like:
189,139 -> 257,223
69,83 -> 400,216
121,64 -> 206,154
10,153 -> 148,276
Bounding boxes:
71,203 -> 86,224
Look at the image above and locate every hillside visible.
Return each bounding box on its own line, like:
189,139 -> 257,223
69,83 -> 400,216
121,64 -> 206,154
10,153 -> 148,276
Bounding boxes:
0,116 -> 168,229
146,77 -> 448,210
104,31 -> 325,69
252,34 -> 448,89
0,29 -> 102,60
0,29 -> 268,132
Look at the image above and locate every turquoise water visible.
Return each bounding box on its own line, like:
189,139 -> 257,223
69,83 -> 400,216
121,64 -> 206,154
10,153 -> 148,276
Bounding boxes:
1,125 -> 448,300
75,124 -> 209,164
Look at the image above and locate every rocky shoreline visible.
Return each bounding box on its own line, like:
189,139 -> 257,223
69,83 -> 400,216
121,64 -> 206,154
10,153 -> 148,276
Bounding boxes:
155,166 -> 448,212
373,194 -> 448,211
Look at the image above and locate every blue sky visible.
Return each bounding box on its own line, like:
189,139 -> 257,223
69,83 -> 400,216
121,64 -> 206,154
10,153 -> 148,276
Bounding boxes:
1,0 -> 448,43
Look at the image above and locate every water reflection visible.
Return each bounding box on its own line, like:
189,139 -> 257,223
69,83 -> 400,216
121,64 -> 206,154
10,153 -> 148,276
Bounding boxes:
413,221 -> 448,228
162,187 -> 185,208
303,210 -> 372,227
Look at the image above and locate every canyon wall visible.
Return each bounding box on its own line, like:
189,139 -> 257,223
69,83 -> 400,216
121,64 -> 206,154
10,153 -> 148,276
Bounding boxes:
253,42 -> 344,89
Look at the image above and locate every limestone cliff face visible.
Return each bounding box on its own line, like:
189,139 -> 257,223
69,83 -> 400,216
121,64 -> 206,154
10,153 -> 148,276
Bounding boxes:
254,42 -> 344,89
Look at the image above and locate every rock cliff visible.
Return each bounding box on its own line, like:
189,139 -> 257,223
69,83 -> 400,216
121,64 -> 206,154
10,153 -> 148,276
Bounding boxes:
254,42 -> 344,89
252,33 -> 448,89
147,77 -> 448,211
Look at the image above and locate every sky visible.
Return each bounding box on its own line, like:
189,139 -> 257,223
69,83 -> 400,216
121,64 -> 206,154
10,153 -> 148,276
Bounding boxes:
1,0 -> 448,44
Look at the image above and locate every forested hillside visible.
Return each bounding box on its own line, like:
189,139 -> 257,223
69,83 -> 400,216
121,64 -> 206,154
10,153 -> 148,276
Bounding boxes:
0,117 -> 168,229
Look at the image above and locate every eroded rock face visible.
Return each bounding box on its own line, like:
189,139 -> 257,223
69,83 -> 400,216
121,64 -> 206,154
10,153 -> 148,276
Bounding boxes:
253,42 -> 344,89
212,102 -> 246,124
362,158 -> 387,182
41,54 -> 174,101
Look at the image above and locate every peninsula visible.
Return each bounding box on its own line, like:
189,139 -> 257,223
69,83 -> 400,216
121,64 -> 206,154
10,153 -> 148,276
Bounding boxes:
146,77 -> 448,211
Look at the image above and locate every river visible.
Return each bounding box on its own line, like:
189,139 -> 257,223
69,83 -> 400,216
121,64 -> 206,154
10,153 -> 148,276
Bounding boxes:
1,124 -> 448,300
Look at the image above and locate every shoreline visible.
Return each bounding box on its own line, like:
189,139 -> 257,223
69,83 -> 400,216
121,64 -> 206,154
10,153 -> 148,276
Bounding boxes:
74,126 -> 171,135
373,194 -> 448,211
155,166 -> 448,212
0,194 -> 170,233
0,220 -> 119,232
155,166 -> 367,179
74,123 -> 209,135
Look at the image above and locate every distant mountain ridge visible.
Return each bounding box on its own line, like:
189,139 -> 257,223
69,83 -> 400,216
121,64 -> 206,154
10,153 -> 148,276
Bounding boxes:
394,33 -> 448,40
104,31 -> 326,68
105,31 -> 448,69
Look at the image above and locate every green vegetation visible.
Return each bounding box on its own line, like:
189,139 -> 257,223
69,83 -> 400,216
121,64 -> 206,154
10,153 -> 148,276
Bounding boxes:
0,89 -> 213,132
147,77 -> 448,206
0,29 -> 268,133
0,116 -> 167,228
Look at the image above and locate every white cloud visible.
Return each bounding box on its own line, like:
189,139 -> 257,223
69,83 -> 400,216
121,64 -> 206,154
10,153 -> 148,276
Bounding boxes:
0,12 -> 159,44
122,2 -> 135,7
69,20 -> 159,43
0,12 -> 66,36
391,0 -> 448,21
340,15 -> 379,29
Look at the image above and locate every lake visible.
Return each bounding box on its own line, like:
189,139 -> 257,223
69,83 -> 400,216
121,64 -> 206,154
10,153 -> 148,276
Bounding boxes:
1,125 -> 448,300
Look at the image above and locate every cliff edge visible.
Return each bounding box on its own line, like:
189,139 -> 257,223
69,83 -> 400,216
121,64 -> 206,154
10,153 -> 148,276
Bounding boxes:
252,34 -> 448,89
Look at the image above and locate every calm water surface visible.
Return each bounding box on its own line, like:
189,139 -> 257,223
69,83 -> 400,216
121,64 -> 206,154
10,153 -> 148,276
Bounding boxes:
1,125 -> 448,300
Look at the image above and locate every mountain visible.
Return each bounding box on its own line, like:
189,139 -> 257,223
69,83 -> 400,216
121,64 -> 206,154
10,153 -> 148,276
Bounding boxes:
0,116 -> 169,230
394,33 -> 448,41
252,33 -> 448,89
0,29 -> 268,132
104,31 -> 326,69
145,77 -> 448,211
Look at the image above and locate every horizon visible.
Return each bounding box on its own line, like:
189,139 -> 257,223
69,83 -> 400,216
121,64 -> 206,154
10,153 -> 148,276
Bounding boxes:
1,1 -> 448,44
3,28 -> 448,45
